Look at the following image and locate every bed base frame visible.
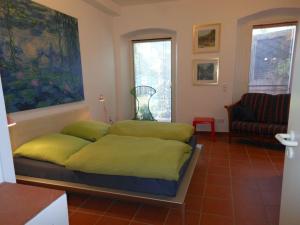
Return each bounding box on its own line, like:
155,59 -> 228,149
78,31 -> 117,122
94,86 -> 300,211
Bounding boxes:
17,148 -> 200,225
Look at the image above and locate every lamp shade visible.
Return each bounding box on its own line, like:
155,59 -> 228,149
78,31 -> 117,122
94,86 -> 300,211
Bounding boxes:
7,115 -> 16,127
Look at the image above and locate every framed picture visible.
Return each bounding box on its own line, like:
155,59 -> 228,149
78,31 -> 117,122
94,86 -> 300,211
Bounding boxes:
0,0 -> 84,113
193,59 -> 219,85
193,23 -> 221,53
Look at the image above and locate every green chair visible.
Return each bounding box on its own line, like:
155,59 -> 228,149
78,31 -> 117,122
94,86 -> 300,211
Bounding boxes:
130,86 -> 156,121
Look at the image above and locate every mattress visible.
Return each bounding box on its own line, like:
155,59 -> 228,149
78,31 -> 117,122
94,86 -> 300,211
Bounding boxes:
14,135 -> 197,197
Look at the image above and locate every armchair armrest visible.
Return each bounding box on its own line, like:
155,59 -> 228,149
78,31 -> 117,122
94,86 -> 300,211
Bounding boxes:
224,100 -> 241,131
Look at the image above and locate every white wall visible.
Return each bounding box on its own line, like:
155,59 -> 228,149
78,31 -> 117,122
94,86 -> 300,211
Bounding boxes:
113,0 -> 300,131
10,0 -> 116,123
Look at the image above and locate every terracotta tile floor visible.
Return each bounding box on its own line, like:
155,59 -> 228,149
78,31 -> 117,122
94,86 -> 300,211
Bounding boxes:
68,134 -> 284,225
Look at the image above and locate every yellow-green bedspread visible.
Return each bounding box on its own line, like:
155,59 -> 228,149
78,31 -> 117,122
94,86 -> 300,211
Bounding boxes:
65,134 -> 192,181
109,120 -> 194,142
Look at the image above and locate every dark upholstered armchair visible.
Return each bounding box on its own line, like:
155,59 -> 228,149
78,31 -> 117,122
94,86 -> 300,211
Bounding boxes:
225,93 -> 290,143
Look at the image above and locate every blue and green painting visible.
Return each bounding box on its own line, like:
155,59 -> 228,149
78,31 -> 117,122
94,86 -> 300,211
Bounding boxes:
0,0 -> 84,113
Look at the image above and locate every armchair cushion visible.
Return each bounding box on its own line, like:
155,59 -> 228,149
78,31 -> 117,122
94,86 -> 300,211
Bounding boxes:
232,105 -> 256,122
269,94 -> 291,125
258,123 -> 287,136
240,93 -> 273,123
232,121 -> 287,136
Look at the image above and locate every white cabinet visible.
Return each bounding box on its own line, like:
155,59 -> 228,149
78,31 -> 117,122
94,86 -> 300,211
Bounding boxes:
26,194 -> 69,225
0,183 -> 69,225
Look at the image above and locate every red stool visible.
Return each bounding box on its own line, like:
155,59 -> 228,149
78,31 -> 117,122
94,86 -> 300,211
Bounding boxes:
193,117 -> 216,141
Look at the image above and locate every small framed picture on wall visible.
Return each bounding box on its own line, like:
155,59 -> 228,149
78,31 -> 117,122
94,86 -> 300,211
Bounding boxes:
193,23 -> 221,53
193,58 -> 219,85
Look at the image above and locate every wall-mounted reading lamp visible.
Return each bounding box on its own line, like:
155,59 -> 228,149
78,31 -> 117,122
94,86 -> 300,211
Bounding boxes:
98,95 -> 112,124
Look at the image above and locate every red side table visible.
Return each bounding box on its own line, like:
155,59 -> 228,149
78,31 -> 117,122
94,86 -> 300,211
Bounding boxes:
193,117 -> 216,141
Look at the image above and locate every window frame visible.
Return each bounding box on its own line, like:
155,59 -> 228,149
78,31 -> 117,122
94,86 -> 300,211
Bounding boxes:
130,36 -> 176,122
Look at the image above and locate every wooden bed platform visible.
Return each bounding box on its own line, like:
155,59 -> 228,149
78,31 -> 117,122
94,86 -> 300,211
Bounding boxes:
10,106 -> 201,225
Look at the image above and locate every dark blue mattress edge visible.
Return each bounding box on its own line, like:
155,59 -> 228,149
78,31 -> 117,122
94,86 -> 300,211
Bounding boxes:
14,135 -> 198,197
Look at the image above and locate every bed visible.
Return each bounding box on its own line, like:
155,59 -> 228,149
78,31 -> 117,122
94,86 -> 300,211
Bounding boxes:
9,106 -> 201,225
14,135 -> 197,196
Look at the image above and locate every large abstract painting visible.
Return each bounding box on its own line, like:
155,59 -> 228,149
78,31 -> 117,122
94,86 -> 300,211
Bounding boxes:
0,0 -> 84,113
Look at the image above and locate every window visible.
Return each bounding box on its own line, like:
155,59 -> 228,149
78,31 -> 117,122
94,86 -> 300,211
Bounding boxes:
132,39 -> 172,122
249,22 -> 297,94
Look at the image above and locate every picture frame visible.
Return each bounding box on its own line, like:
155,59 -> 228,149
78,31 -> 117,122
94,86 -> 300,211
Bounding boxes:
193,23 -> 221,53
193,58 -> 219,85
0,1 -> 84,113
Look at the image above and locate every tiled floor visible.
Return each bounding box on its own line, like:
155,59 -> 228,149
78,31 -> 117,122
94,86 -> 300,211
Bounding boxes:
67,134 -> 284,225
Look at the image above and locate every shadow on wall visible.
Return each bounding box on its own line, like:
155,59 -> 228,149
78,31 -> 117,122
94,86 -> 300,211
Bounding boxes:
233,7 -> 300,102
115,28 -> 177,121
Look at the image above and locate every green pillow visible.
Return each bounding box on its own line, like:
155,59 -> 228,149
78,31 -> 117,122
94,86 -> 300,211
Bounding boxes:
61,120 -> 110,142
109,120 -> 194,142
14,133 -> 90,166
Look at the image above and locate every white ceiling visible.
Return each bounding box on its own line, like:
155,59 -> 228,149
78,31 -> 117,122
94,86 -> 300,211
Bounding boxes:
112,0 -> 177,6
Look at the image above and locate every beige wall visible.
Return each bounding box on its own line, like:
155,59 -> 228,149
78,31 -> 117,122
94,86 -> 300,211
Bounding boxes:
10,0 -> 116,123
113,0 -> 300,131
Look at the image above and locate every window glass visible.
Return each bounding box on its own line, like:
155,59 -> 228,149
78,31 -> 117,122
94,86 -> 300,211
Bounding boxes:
133,39 -> 172,122
249,24 -> 296,94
